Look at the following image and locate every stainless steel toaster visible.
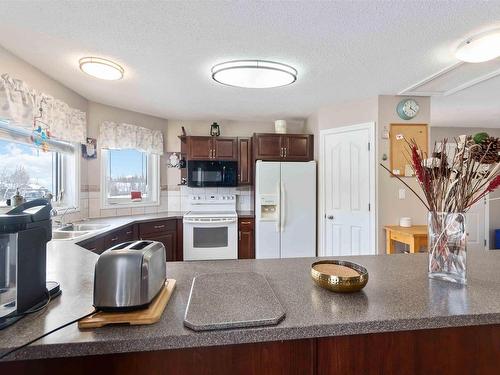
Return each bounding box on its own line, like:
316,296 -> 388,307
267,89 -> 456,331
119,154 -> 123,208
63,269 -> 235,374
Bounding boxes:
93,240 -> 166,311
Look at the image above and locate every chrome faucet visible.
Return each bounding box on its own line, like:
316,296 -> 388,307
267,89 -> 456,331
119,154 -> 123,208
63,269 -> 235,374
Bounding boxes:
52,206 -> 76,228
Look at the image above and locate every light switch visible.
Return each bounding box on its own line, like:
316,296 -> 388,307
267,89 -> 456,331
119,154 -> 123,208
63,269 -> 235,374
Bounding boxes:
398,188 -> 406,200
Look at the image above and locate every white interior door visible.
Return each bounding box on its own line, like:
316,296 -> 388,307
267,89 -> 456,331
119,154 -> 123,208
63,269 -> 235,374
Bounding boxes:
321,124 -> 375,256
437,142 -> 487,251
466,198 -> 487,251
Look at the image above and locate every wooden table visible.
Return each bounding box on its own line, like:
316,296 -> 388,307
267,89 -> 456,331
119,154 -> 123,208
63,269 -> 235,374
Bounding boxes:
384,225 -> 428,254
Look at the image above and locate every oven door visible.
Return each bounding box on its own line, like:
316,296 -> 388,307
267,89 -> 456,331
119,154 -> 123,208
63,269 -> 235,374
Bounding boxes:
187,160 -> 237,188
183,218 -> 237,260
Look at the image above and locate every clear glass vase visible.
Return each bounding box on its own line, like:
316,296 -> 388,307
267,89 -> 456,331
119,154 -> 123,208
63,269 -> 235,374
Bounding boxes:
428,212 -> 467,284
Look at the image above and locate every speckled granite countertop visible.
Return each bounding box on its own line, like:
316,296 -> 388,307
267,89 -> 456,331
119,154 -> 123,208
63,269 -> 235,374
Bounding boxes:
0,244 -> 499,361
48,210 -> 253,244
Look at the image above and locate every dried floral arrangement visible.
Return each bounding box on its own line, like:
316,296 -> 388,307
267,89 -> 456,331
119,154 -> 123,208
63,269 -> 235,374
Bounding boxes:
381,132 -> 500,213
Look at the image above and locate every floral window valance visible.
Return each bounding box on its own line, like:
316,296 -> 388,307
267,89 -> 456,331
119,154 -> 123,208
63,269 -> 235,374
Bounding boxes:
0,73 -> 87,143
100,121 -> 164,155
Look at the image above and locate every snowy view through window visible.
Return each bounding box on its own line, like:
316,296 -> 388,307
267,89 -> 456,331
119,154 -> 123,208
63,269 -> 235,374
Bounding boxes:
0,139 -> 54,203
107,149 -> 148,198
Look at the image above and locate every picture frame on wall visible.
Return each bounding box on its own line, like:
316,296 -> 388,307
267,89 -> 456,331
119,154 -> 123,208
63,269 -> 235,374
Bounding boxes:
82,137 -> 97,159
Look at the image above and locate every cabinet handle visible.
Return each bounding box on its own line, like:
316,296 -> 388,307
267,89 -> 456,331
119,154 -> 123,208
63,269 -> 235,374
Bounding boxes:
111,237 -> 119,242
238,231 -> 241,241
280,147 -> 283,157
240,221 -> 252,225
126,231 -> 133,235
154,224 -> 165,229
284,148 -> 287,158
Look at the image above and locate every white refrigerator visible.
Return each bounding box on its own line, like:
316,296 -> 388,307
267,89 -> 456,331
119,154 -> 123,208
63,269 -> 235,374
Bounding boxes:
255,161 -> 316,259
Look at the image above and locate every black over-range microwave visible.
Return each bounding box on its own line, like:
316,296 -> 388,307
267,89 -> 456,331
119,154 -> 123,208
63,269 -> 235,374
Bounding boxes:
187,160 -> 238,187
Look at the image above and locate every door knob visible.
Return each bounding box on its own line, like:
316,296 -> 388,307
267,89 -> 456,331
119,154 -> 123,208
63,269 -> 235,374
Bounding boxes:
327,215 -> 334,220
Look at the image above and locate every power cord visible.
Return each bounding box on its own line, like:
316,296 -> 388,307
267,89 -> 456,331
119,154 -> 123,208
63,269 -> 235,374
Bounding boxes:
0,289 -> 52,321
0,310 -> 97,360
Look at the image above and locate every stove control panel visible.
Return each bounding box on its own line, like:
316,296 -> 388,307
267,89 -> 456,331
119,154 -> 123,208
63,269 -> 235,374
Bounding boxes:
190,194 -> 235,202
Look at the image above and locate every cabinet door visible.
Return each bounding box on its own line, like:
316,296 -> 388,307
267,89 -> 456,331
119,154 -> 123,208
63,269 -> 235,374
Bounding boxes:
187,136 -> 212,160
253,134 -> 283,160
238,218 -> 255,259
213,137 -> 237,160
79,236 -> 105,255
237,137 -> 253,185
141,231 -> 177,261
283,134 -> 313,161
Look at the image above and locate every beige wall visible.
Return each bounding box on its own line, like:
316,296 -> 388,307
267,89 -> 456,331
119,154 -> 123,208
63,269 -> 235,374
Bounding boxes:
306,95 -> 431,254
305,97 -> 379,253
377,96 -> 431,252
305,97 -> 378,160
431,126 -> 500,248
86,101 -> 169,189
0,45 -> 87,112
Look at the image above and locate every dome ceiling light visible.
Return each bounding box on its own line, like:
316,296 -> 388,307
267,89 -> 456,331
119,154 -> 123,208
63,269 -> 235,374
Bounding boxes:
455,29 -> 500,63
79,57 -> 124,80
211,60 -> 297,88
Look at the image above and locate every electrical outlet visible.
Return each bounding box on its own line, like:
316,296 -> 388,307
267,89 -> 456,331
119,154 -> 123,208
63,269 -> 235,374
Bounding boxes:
398,188 -> 406,200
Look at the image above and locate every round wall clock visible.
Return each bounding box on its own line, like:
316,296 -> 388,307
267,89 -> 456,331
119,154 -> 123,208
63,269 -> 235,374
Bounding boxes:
396,99 -> 419,120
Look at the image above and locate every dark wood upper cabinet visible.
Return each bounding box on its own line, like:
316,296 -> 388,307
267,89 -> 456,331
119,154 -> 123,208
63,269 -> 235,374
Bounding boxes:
283,134 -> 313,160
187,136 -> 212,160
186,136 -> 237,160
253,133 -> 313,161
213,137 -> 238,160
237,137 -> 252,185
253,133 -> 283,160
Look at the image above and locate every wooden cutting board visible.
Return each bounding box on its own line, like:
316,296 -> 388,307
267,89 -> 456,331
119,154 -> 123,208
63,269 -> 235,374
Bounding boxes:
78,279 -> 176,329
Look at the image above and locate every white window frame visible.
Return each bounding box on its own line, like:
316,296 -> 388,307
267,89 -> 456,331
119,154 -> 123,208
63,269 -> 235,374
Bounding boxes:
0,122 -> 80,213
100,149 -> 160,209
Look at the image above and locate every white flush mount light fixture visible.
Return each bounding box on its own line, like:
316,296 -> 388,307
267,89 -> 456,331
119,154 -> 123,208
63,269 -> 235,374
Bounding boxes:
455,29 -> 500,63
211,60 -> 297,88
79,57 -> 124,80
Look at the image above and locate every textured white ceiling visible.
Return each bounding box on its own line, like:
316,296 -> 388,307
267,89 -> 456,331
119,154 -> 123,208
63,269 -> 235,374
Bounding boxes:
0,1 -> 499,121
432,74 -> 500,128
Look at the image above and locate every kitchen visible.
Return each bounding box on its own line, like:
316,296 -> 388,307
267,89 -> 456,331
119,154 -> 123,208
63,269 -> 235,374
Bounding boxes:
1,1 -> 500,374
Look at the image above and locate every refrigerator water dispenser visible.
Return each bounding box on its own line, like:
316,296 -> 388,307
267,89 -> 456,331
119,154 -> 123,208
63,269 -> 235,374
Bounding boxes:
259,195 -> 278,220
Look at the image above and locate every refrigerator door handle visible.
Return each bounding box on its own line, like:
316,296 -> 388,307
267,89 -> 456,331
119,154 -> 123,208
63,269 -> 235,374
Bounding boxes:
280,181 -> 286,232
276,181 -> 281,232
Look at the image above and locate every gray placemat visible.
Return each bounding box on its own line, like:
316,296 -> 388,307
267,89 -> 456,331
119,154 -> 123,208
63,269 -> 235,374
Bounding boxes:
184,272 -> 286,331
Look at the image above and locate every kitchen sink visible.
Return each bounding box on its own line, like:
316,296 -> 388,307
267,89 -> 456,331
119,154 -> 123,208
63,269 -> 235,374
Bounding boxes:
58,223 -> 110,232
52,231 -> 90,240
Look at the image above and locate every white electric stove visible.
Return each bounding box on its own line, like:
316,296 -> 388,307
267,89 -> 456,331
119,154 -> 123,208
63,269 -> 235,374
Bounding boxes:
183,194 -> 238,260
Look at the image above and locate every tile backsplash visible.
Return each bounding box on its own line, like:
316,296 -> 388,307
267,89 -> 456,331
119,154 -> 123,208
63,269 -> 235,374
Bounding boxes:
63,186 -> 253,222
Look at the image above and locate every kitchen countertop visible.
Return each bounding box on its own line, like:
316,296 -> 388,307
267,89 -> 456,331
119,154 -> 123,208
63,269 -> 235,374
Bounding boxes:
1,241 -> 499,361
49,210 -> 254,244
236,211 -> 255,219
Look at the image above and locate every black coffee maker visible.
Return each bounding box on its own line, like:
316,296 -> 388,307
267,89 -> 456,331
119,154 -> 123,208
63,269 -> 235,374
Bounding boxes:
0,199 -> 53,327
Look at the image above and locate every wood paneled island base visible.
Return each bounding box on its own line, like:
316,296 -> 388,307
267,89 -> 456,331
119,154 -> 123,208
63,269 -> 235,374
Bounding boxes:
2,324 -> 498,375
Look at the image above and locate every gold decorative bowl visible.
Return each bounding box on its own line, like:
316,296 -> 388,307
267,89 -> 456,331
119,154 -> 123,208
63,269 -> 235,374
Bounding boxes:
311,260 -> 369,293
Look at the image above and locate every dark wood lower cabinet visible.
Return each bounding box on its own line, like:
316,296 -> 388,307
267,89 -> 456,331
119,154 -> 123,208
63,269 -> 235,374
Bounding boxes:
139,219 -> 182,262
317,324 -> 499,375
0,339 -> 315,375
238,218 -> 255,259
2,325 -> 498,375
78,218 -> 183,260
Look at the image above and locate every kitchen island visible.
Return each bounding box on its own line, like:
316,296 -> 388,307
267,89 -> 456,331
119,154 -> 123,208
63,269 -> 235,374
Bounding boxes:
0,239 -> 499,374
